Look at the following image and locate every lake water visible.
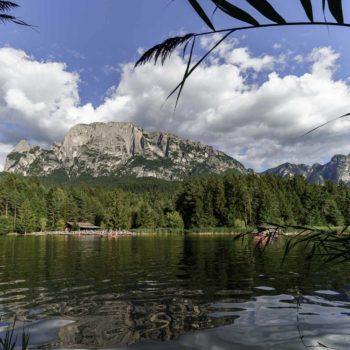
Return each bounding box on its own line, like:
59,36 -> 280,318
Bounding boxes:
1,234 -> 350,349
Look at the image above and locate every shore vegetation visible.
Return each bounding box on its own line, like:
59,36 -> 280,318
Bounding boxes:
0,173 -> 349,235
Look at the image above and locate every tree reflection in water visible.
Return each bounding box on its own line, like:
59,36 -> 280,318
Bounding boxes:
0,235 -> 350,349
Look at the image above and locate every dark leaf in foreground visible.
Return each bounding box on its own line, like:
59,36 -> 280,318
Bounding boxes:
211,0 -> 259,26
299,0 -> 313,22
0,13 -> 28,25
322,0 -> 328,23
135,34 -> 195,67
327,0 -> 344,24
167,30 -> 234,101
174,37 -> 196,109
246,0 -> 286,24
188,0 -> 216,31
301,112 -> 350,137
0,1 -> 18,12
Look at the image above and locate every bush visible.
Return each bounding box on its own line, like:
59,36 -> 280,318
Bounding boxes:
165,211 -> 184,230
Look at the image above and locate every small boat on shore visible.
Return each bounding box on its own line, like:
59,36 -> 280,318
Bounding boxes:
253,225 -> 282,245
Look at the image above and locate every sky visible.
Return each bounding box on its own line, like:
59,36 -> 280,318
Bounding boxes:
2,0 -> 350,171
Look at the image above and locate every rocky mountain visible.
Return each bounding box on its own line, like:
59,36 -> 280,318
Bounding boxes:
4,122 -> 245,180
264,154 -> 350,184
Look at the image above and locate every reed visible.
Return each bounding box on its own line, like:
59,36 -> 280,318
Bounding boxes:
0,318 -> 29,350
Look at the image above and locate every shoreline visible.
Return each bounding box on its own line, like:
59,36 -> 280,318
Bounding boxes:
5,228 -> 350,237
7,230 -> 135,237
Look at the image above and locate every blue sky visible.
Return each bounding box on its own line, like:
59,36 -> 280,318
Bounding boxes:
2,0 -> 209,105
2,0 -> 350,170
4,0 -> 350,104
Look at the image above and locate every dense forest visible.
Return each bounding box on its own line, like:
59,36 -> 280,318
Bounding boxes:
0,172 -> 349,234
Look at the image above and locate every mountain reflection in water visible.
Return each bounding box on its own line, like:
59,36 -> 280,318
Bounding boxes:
0,235 -> 350,349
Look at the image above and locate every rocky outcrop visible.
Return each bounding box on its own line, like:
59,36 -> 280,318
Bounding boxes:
265,154 -> 350,185
4,122 -> 245,180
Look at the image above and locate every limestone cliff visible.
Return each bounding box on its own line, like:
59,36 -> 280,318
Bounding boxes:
4,122 -> 245,180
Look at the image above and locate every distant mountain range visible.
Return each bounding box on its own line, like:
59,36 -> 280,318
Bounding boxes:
5,122 -> 350,185
4,122 -> 245,180
264,155 -> 350,185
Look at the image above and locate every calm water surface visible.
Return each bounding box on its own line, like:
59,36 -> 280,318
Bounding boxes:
0,234 -> 350,349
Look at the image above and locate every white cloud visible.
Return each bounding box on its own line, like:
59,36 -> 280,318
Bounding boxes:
1,45 -> 350,173
102,63 -> 120,76
200,35 -> 278,72
0,143 -> 14,171
309,47 -> 339,79
294,54 -> 304,64
0,47 -> 83,144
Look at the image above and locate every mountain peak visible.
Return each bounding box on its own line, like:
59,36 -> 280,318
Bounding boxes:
265,154 -> 350,185
4,122 -> 245,180
13,139 -> 31,153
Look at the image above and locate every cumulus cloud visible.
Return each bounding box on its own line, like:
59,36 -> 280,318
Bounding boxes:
0,47 -> 84,144
200,35 -> 279,72
1,44 -> 350,172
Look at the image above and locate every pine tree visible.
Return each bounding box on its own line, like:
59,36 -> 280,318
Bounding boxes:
46,189 -> 61,229
105,192 -> 130,229
0,216 -> 14,234
137,202 -> 156,229
16,199 -> 36,233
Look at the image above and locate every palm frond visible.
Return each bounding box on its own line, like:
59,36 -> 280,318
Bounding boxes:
135,33 -> 195,67
139,0 -> 350,110
0,1 -> 18,12
167,30 -> 234,100
211,0 -> 259,26
188,0 -> 215,31
327,0 -> 344,24
174,36 -> 196,109
300,112 -> 350,137
0,1 -> 29,26
322,0 -> 327,22
0,14 -> 28,25
246,0 -> 286,24
299,0 -> 313,22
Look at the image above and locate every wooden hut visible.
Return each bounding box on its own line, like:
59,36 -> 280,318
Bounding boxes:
66,222 -> 100,231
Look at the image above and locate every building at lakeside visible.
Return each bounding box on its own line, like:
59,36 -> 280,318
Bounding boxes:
66,222 -> 101,231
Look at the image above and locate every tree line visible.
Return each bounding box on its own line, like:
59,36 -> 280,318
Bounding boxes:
177,173 -> 350,229
0,172 -> 349,234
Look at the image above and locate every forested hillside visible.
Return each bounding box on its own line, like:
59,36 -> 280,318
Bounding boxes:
0,173 -> 349,234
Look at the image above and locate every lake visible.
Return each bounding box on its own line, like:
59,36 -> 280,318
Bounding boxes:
0,234 -> 350,349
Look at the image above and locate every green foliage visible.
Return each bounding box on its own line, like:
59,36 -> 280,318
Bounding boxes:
165,211 -> 184,230
127,155 -> 173,171
36,173 -> 178,192
176,173 -> 350,230
7,152 -> 22,162
234,218 -> 246,229
136,203 -> 156,229
16,199 -> 37,234
0,173 -> 349,234
0,216 -> 13,235
104,191 -> 130,230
